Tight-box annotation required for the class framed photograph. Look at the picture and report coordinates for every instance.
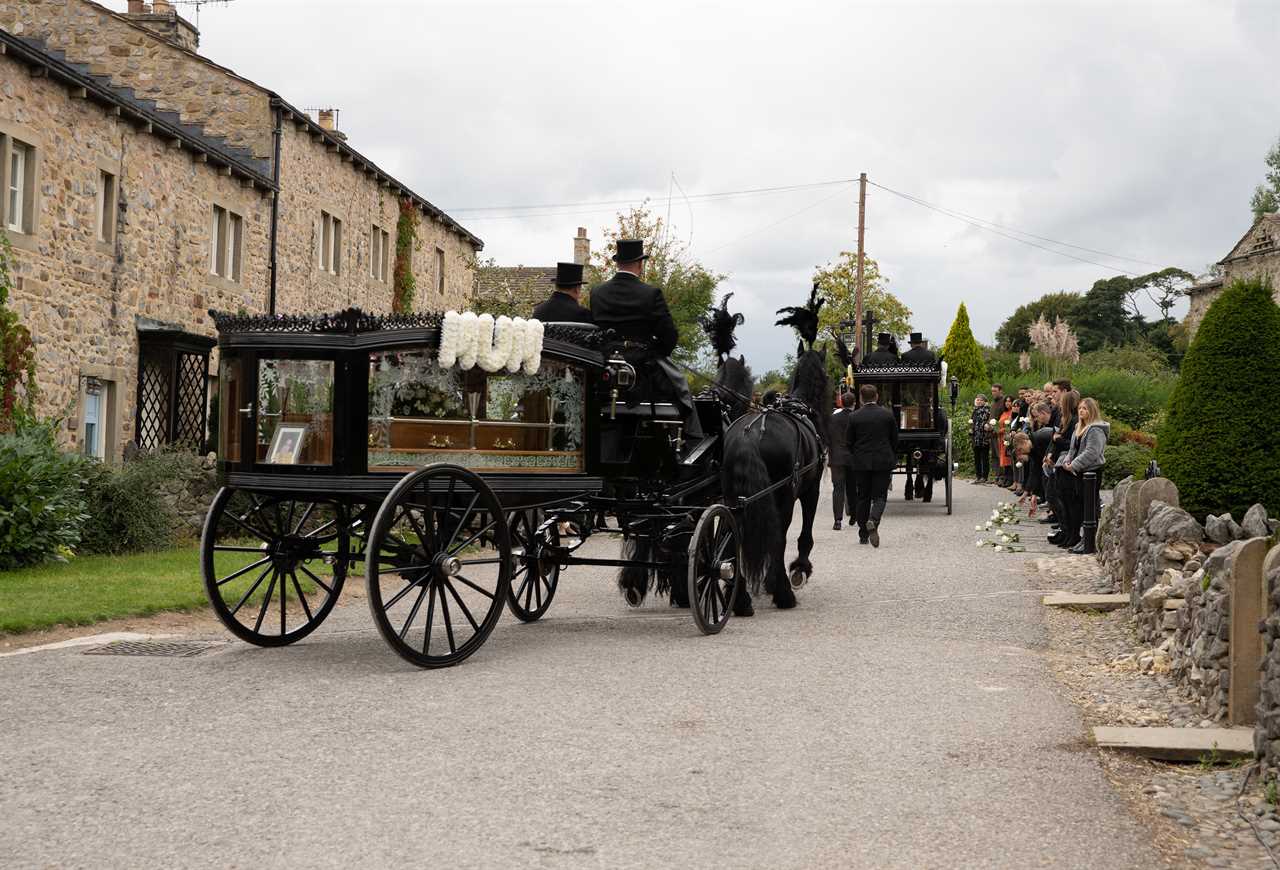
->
[266,425,307,465]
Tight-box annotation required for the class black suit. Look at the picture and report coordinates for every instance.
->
[901,346,937,367]
[847,402,899,536]
[532,291,593,324]
[861,349,900,366]
[588,272,678,355]
[827,408,857,522]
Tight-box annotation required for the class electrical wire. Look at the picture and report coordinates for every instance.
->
[701,183,854,255]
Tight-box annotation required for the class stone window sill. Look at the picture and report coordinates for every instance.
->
[205,272,243,294]
[5,229,38,253]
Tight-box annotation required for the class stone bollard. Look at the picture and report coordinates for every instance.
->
[1227,538,1268,726]
[1080,472,1101,555]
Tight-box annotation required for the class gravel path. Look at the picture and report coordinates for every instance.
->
[0,474,1163,868]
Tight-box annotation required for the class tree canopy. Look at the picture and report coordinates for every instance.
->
[994,291,1081,352]
[586,205,721,367]
[1251,132,1280,219]
[940,302,988,386]
[811,252,913,343]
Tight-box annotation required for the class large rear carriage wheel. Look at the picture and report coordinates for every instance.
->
[365,465,510,668]
[201,487,348,646]
[945,420,954,516]
[687,505,742,636]
[506,509,559,622]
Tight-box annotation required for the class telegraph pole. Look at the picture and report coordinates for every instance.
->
[854,172,867,363]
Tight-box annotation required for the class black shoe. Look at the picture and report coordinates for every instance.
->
[904,492,913,501]
[1059,537,1080,549]
[1047,533,1065,545]
[859,536,869,545]
[1068,543,1087,555]
[867,519,880,548]
[1038,516,1056,524]
[833,521,842,531]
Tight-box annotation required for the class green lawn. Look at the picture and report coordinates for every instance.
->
[0,546,211,634]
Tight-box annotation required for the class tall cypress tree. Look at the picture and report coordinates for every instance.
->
[1156,277,1280,517]
[941,302,988,386]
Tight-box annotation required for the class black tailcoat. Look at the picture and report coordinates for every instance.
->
[588,272,678,356]
[532,291,593,324]
[847,402,900,471]
[901,346,938,366]
[861,349,900,366]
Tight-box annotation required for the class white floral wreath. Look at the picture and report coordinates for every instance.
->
[437,311,544,374]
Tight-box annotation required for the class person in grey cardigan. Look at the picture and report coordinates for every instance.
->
[1055,397,1109,551]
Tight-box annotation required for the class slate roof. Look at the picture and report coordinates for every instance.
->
[474,266,558,298]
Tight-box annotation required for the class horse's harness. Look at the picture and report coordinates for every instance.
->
[743,396,828,496]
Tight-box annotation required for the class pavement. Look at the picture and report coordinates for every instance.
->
[0,476,1164,869]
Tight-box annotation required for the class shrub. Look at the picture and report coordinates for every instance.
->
[1073,368,1175,428]
[78,450,204,555]
[0,420,88,569]
[1103,442,1154,489]
[1157,277,1280,517]
[1079,343,1173,377]
[941,302,988,387]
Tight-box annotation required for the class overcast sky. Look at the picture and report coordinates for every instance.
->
[158,0,1279,371]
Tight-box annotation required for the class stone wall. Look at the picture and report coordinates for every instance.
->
[157,452,218,539]
[1,51,271,456]
[1095,476,1132,593]
[0,0,274,159]
[1129,500,1204,644]
[272,125,475,316]
[1256,548,1280,768]
[1170,541,1242,723]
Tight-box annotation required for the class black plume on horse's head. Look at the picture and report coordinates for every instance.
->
[835,335,853,368]
[700,293,745,361]
[775,284,825,349]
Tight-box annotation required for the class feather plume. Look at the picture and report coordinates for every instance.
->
[834,335,853,368]
[699,293,745,359]
[774,284,825,348]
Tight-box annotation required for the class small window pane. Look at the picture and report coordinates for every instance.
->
[332,218,342,275]
[370,225,379,278]
[382,230,391,282]
[218,355,242,463]
[7,143,26,233]
[98,170,115,242]
[435,247,445,295]
[83,390,101,458]
[321,213,332,272]
[257,358,334,466]
[211,205,226,275]
[228,212,242,282]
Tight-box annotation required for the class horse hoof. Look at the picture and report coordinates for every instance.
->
[733,603,755,618]
[774,597,797,610]
[789,569,808,590]
[624,588,643,607]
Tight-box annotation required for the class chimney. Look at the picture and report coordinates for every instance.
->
[127,1,148,13]
[152,0,172,12]
[573,227,590,266]
[125,0,200,51]
[317,109,335,131]
[316,109,348,141]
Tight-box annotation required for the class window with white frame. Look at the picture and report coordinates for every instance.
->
[81,377,114,460]
[210,204,243,282]
[6,139,31,234]
[435,246,445,294]
[320,211,342,275]
[97,169,116,244]
[370,225,390,282]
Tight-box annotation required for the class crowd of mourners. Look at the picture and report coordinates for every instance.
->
[969,380,1109,554]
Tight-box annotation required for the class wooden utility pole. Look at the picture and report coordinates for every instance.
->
[854,172,867,363]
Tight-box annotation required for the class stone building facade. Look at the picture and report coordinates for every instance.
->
[0,0,482,459]
[1186,214,1280,337]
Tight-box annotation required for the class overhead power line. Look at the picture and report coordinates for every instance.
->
[866,180,1175,275]
[445,178,859,214]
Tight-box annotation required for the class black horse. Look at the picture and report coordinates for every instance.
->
[722,288,829,612]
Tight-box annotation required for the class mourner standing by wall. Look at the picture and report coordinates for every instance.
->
[1047,389,1081,547]
[589,239,702,439]
[847,383,899,547]
[971,395,992,483]
[989,383,1006,487]
[828,391,858,530]
[532,262,593,324]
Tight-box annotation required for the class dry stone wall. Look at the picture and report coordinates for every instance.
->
[1171,541,1242,722]
[1130,500,1204,644]
[1256,547,1280,767]
[1096,476,1132,593]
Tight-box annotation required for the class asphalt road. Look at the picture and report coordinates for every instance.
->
[0,476,1162,869]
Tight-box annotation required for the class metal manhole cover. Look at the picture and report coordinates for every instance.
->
[83,640,222,658]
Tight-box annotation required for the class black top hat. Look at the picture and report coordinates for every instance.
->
[554,262,586,287]
[909,332,924,344]
[877,332,892,345]
[612,239,649,263]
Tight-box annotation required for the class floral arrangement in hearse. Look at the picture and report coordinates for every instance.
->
[437,311,544,374]
[974,501,1025,552]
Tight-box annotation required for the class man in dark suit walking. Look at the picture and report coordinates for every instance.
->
[589,239,701,438]
[827,391,858,530]
[847,383,899,547]
[532,262,593,323]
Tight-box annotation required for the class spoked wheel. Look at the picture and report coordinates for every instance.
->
[365,464,510,668]
[506,509,559,622]
[201,487,348,647]
[687,505,742,636]
[945,420,954,516]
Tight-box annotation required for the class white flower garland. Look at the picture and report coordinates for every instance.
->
[437,311,543,374]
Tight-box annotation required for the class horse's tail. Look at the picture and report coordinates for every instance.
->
[617,535,653,606]
[723,418,775,593]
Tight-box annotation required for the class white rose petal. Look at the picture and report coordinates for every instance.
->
[994,545,1003,552]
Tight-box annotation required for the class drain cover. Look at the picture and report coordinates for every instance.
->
[83,640,222,658]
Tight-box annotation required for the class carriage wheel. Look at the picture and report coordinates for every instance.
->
[687,505,742,636]
[945,419,954,515]
[505,510,559,623]
[201,487,348,647]
[365,465,510,668]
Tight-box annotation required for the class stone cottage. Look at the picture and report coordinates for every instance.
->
[0,0,482,459]
[1185,213,1280,337]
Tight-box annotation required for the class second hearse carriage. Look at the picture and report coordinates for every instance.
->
[201,308,758,668]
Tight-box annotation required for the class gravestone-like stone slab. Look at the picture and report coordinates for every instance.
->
[1042,593,1129,611]
[1093,726,1253,761]
[1228,537,1268,726]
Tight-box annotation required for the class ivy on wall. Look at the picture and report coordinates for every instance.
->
[393,197,418,314]
[0,232,37,432]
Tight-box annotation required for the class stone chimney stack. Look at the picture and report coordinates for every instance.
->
[125,0,201,51]
[317,109,335,131]
[128,0,147,13]
[573,227,590,266]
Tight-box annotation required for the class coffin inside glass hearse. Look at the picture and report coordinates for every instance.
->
[211,312,601,487]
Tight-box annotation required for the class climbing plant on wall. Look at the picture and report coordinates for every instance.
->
[393,198,418,313]
[0,231,37,432]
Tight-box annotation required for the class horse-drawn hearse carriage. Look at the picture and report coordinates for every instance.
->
[851,358,959,514]
[200,300,827,668]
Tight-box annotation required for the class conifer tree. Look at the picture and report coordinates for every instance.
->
[940,301,988,386]
[1156,277,1280,517]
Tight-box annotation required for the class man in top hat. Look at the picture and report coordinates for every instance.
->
[590,239,702,439]
[901,332,937,367]
[862,333,900,366]
[532,262,593,324]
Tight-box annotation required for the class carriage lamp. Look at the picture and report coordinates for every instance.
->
[605,352,635,420]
